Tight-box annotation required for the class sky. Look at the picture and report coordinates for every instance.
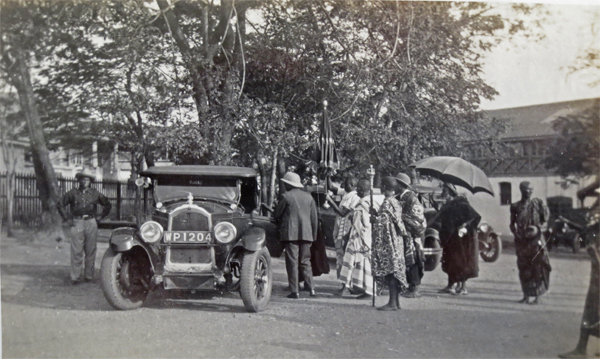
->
[476,1,600,110]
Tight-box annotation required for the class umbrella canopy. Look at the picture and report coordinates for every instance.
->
[409,156,494,196]
[317,101,339,173]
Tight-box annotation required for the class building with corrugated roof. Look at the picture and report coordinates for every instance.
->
[463,98,598,236]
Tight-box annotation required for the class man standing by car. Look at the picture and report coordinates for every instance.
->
[395,172,427,298]
[274,172,318,299]
[510,181,551,305]
[57,169,111,285]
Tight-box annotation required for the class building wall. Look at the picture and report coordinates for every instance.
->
[464,175,596,236]
[0,141,35,174]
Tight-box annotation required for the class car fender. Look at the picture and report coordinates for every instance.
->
[108,227,158,270]
[235,227,266,252]
[424,227,440,241]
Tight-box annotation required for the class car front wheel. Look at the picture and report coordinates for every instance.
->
[239,247,272,312]
[100,247,150,310]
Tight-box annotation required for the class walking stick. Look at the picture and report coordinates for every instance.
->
[366,165,376,307]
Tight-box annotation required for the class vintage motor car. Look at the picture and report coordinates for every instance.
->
[100,165,281,312]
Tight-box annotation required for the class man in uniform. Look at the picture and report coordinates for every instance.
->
[57,169,111,285]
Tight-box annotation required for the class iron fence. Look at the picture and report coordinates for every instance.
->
[0,171,137,228]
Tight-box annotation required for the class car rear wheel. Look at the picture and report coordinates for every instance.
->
[239,247,272,312]
[479,233,502,262]
[101,247,150,310]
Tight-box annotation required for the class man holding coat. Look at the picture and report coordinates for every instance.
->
[273,172,319,299]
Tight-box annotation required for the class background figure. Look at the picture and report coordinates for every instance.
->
[338,179,380,299]
[57,169,111,285]
[559,221,600,358]
[273,172,318,299]
[395,172,427,298]
[327,176,360,294]
[436,182,481,295]
[371,176,408,311]
[510,181,551,305]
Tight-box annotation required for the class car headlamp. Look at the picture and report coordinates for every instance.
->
[479,223,489,233]
[140,221,163,243]
[214,221,237,244]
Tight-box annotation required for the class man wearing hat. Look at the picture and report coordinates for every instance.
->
[395,172,427,298]
[57,169,112,285]
[510,181,551,305]
[273,172,318,298]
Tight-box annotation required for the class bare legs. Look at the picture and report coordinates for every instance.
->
[377,275,401,311]
[558,329,591,358]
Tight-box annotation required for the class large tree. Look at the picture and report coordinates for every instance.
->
[243,1,533,179]
[1,0,66,234]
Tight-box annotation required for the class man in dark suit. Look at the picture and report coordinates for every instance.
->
[273,172,318,299]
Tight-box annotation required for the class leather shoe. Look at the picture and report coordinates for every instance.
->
[309,289,316,297]
[287,292,300,299]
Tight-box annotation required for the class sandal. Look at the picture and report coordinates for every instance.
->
[438,287,456,294]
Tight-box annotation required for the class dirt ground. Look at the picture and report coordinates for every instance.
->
[1,229,599,358]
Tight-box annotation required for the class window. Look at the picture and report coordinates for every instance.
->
[500,182,512,206]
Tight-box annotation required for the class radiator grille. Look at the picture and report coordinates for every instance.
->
[171,211,209,231]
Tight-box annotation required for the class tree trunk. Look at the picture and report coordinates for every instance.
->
[268,150,278,208]
[9,50,63,238]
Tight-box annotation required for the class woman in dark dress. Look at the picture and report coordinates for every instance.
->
[436,183,481,295]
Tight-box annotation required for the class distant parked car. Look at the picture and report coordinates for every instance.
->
[100,165,279,312]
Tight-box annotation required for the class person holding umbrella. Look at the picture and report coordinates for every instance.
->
[371,176,408,310]
[436,182,481,295]
[394,172,427,298]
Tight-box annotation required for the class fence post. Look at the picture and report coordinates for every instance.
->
[116,182,122,221]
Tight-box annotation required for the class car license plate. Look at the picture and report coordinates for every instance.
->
[163,231,212,243]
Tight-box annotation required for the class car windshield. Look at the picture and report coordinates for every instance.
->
[153,177,240,203]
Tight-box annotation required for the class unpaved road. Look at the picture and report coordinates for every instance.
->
[1,230,598,358]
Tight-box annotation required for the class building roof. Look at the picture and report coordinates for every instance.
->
[484,97,598,140]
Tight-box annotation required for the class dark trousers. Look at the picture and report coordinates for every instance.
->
[284,241,313,293]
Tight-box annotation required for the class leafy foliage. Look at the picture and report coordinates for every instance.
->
[544,100,599,178]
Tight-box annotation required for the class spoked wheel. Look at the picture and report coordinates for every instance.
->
[101,247,150,310]
[239,247,272,312]
[479,233,502,262]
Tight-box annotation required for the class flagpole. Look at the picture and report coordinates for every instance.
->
[323,99,329,196]
[367,165,376,307]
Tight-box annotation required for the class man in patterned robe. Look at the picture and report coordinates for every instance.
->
[327,176,360,294]
[338,179,380,299]
[510,181,551,305]
[395,172,427,298]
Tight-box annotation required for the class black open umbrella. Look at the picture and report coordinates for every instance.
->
[410,156,494,196]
